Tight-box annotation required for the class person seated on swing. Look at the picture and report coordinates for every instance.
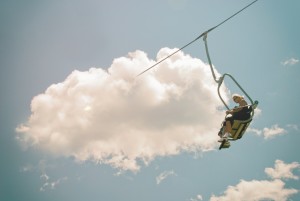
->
[218,94,252,142]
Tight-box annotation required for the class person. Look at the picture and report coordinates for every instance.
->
[218,94,252,142]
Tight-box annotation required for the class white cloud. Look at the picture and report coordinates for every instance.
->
[252,107,262,118]
[263,124,287,139]
[248,127,262,136]
[40,173,50,181]
[16,48,228,172]
[210,179,298,201]
[249,124,287,139]
[40,174,68,192]
[265,160,300,180]
[210,160,299,201]
[20,160,68,191]
[281,57,299,66]
[156,170,177,184]
[190,194,203,201]
[287,124,299,131]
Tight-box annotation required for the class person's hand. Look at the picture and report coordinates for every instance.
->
[226,110,231,115]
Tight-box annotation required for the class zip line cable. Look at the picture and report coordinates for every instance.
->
[136,0,258,77]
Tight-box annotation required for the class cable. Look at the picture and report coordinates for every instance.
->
[136,38,198,77]
[210,0,258,33]
[136,0,258,77]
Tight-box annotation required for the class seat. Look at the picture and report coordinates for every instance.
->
[230,118,252,140]
[228,105,254,140]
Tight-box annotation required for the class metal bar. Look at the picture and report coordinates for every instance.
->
[203,34,219,83]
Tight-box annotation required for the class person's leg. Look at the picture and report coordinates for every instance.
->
[218,121,226,137]
[225,120,232,133]
[218,116,233,142]
[222,118,234,140]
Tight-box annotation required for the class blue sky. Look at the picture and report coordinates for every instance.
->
[1,0,300,200]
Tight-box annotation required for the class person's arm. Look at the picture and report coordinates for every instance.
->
[226,100,248,114]
[226,107,242,114]
[239,100,248,107]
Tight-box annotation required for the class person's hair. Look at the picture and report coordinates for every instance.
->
[232,93,244,100]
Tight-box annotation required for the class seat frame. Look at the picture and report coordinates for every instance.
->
[229,118,252,140]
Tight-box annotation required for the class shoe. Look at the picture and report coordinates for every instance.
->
[218,137,227,143]
[223,132,230,140]
[223,141,231,148]
[218,127,224,137]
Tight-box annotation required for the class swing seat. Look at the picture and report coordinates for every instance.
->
[229,118,252,140]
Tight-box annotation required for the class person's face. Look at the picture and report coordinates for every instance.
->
[233,96,240,103]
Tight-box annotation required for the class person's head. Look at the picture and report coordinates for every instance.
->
[232,94,244,103]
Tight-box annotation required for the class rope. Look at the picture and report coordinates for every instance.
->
[136,0,258,77]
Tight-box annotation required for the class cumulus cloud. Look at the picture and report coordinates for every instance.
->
[265,160,300,180]
[281,57,299,66]
[210,179,298,201]
[190,194,203,201]
[156,170,177,184]
[210,160,299,201]
[263,124,287,139]
[249,124,287,139]
[16,48,228,172]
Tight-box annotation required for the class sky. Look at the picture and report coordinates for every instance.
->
[1,0,300,200]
